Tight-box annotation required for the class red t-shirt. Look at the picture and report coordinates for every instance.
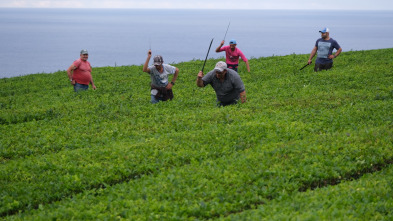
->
[219,46,248,65]
[72,59,92,85]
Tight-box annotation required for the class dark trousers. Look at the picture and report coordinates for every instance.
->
[217,99,238,107]
[227,64,239,72]
[74,82,89,92]
[314,62,333,72]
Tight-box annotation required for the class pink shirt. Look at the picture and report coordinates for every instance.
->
[72,59,92,85]
[219,46,248,65]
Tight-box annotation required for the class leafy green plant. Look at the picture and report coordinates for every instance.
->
[1,48,393,220]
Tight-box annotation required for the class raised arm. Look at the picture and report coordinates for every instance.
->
[215,40,225,52]
[143,50,152,73]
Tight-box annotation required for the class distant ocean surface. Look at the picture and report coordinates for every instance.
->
[0,9,392,78]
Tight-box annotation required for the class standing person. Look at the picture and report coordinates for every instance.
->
[197,61,246,106]
[66,49,96,92]
[308,27,342,72]
[143,50,179,104]
[215,39,250,73]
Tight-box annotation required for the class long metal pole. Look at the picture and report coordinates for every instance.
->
[223,21,231,41]
[201,38,214,72]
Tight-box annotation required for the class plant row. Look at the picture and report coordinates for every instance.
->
[4,123,393,220]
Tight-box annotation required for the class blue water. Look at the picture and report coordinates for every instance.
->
[0,9,392,78]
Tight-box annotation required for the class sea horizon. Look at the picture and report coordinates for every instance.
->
[1,8,392,78]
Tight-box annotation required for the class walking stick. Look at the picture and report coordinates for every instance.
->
[201,38,214,72]
[300,63,311,70]
[223,21,230,41]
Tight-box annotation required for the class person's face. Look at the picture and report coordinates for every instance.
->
[80,53,88,61]
[154,64,163,71]
[321,32,329,39]
[215,69,227,79]
[230,44,237,50]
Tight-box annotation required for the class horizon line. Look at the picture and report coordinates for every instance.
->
[1,7,393,11]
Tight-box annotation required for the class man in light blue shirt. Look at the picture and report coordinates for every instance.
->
[308,27,342,72]
[143,50,179,104]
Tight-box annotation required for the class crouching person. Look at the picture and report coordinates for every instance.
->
[197,61,246,106]
[143,50,179,104]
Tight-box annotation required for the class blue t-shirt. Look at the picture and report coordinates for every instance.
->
[315,38,341,64]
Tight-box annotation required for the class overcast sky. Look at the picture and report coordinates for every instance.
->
[1,0,393,10]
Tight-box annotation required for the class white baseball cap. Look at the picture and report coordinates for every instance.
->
[214,61,227,72]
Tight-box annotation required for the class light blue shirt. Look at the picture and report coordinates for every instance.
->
[148,64,176,87]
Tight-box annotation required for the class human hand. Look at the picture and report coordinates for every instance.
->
[197,71,204,78]
[165,83,173,90]
[148,50,152,56]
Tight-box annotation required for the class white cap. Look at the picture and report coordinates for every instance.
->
[214,61,227,72]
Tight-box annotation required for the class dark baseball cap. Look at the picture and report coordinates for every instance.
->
[153,55,163,65]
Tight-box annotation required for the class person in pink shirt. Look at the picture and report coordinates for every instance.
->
[215,39,250,73]
[67,49,96,92]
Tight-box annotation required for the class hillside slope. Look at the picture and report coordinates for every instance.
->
[1,48,393,220]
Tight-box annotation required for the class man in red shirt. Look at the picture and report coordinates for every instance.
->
[67,49,96,92]
[215,39,250,73]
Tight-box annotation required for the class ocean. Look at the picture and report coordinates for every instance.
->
[0,9,392,78]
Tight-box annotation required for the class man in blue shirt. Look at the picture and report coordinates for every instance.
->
[308,27,342,72]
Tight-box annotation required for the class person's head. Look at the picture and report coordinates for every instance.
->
[214,61,227,79]
[319,27,330,39]
[229,39,237,50]
[80,49,89,61]
[153,55,164,69]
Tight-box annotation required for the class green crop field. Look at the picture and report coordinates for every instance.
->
[1,48,393,220]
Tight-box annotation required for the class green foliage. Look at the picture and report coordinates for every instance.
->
[1,48,393,220]
[222,164,393,220]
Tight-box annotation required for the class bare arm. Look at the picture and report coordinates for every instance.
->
[143,50,152,73]
[245,60,250,72]
[166,67,179,90]
[308,46,318,64]
[240,90,246,103]
[215,40,224,52]
[172,67,179,83]
[196,71,205,87]
[238,50,250,72]
[329,47,342,59]
[90,66,96,90]
[66,64,77,85]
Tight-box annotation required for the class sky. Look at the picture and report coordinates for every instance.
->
[1,0,393,10]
